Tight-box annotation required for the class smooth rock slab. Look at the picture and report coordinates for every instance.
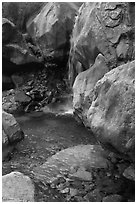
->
[33,145,110,183]
[2,171,35,202]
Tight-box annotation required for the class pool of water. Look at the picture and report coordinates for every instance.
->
[2,111,135,202]
[2,112,97,170]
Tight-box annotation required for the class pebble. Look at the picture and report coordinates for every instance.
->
[69,188,78,197]
[123,165,135,181]
[60,187,69,194]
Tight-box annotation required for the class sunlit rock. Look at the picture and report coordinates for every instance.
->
[2,171,34,202]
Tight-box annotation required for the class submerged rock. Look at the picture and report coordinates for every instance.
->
[33,144,110,183]
[2,171,34,202]
[69,2,135,85]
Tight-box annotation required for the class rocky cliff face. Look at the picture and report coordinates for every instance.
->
[69,2,135,85]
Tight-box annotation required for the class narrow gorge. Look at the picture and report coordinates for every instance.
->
[2,2,135,202]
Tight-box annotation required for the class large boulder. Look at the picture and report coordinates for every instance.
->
[73,54,109,124]
[2,171,35,202]
[27,2,82,64]
[87,61,135,161]
[69,2,135,85]
[2,18,38,65]
[2,110,24,160]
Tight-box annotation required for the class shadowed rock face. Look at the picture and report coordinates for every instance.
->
[2,18,38,65]
[69,2,135,85]
[27,2,82,65]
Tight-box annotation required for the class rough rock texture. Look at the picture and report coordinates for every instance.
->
[2,18,38,65]
[69,2,135,85]
[73,60,135,161]
[32,145,131,201]
[33,145,110,183]
[27,2,81,64]
[73,54,109,124]
[2,171,34,202]
[2,110,24,160]
[2,110,24,144]
[87,61,135,160]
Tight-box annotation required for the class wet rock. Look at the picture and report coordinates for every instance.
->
[69,188,78,197]
[14,91,31,104]
[73,54,109,125]
[97,177,123,194]
[123,165,135,181]
[27,2,81,63]
[87,61,135,160]
[84,189,102,202]
[2,92,19,114]
[2,171,35,202]
[33,145,110,184]
[70,166,92,181]
[102,194,122,202]
[69,2,135,85]
[60,188,69,194]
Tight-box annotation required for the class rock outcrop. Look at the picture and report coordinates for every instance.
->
[27,2,81,65]
[73,61,135,161]
[69,2,135,85]
[2,110,24,160]
[73,54,109,124]
[2,171,34,202]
